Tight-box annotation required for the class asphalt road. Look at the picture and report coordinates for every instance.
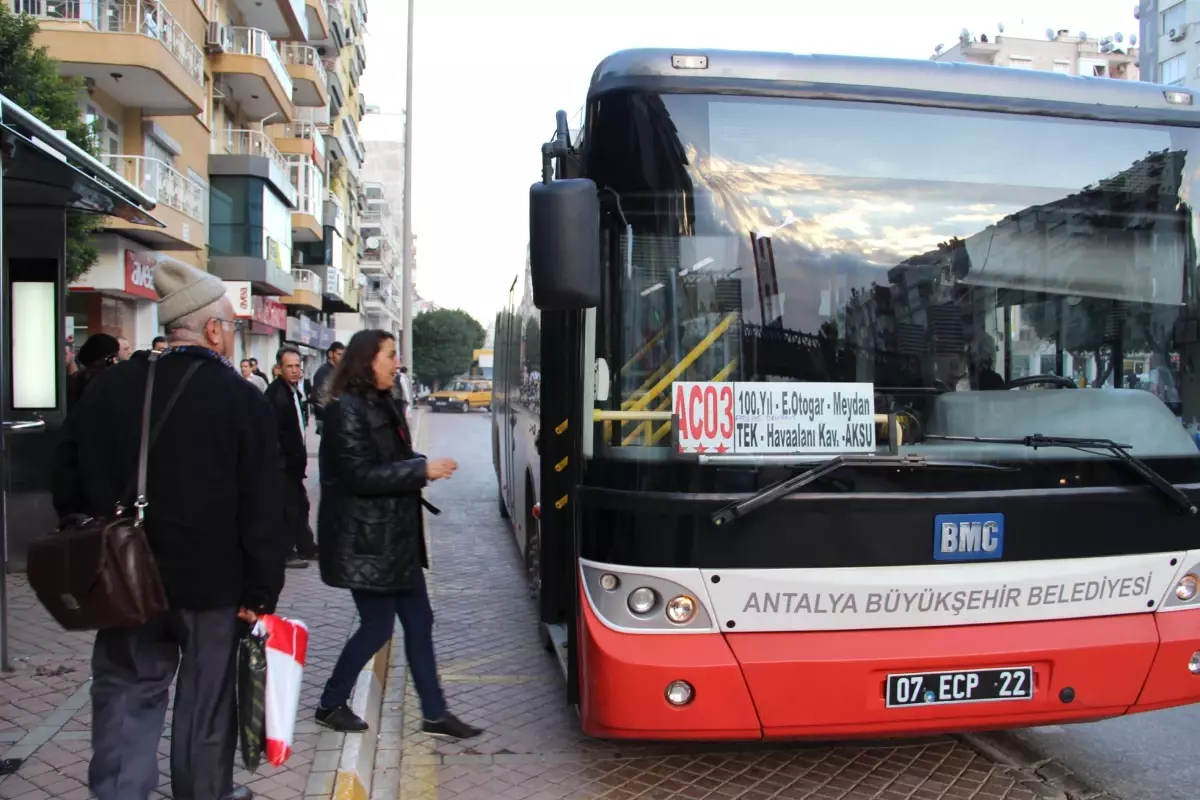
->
[1009,706,1200,800]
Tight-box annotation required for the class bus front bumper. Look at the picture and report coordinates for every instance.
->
[577,592,1200,740]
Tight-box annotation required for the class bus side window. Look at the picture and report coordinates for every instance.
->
[521,311,542,414]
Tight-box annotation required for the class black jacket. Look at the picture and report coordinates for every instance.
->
[318,391,429,593]
[311,361,335,420]
[265,377,308,476]
[52,349,289,614]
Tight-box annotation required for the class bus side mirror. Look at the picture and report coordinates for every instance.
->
[529,179,600,310]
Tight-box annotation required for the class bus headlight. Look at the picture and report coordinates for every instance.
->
[665,680,694,706]
[628,587,657,614]
[1190,651,1200,674]
[1177,574,1198,601]
[665,595,697,624]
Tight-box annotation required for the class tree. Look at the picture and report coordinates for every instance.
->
[0,6,102,283]
[412,308,486,388]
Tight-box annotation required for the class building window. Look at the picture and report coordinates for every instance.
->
[1053,60,1072,75]
[1161,53,1187,85]
[1163,2,1187,36]
[81,102,121,155]
[1008,56,1034,70]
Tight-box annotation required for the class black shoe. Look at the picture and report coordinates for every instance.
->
[315,704,368,732]
[221,788,253,800]
[421,712,483,740]
[285,556,309,569]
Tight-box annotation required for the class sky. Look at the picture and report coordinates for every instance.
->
[359,0,1140,325]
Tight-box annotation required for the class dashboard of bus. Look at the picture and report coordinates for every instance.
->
[579,89,1200,477]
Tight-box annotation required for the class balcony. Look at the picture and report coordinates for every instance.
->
[278,43,328,108]
[13,0,205,115]
[210,129,296,211]
[303,0,328,41]
[210,26,294,122]
[362,288,400,320]
[323,57,345,117]
[273,120,326,170]
[281,267,323,311]
[285,154,324,243]
[98,154,206,250]
[225,0,306,42]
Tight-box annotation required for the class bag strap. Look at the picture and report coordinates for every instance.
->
[123,354,203,524]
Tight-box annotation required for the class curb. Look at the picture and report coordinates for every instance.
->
[327,408,426,800]
[958,731,1121,800]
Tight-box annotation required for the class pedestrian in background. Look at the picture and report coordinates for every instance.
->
[249,357,269,385]
[314,329,481,740]
[241,358,268,392]
[152,335,168,353]
[66,333,120,411]
[266,346,319,568]
[311,341,344,436]
[117,336,133,362]
[52,259,288,800]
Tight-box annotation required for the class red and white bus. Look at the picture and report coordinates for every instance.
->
[493,47,1200,741]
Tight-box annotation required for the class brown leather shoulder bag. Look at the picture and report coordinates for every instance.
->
[28,352,202,631]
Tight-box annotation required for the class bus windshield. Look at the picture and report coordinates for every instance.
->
[588,91,1200,462]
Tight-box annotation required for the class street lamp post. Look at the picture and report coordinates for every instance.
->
[401,0,414,370]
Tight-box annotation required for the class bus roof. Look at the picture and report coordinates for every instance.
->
[588,48,1200,124]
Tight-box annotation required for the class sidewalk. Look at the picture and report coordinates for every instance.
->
[0,419,365,800]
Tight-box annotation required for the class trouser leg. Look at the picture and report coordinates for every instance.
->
[89,615,179,800]
[287,473,317,556]
[320,591,396,709]
[395,572,447,721]
[169,608,240,800]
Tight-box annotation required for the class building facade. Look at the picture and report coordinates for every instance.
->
[932,27,1140,79]
[15,0,370,375]
[1138,1,1196,87]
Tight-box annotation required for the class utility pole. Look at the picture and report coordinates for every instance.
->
[401,0,414,370]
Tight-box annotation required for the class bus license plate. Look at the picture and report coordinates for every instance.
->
[885,667,1033,708]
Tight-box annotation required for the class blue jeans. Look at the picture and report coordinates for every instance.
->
[320,572,447,721]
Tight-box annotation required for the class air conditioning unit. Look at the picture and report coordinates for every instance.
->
[205,21,228,53]
[1170,26,1187,42]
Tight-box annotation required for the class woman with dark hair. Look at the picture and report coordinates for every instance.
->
[315,329,482,739]
[67,333,121,410]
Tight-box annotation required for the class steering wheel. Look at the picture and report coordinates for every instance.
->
[1007,374,1078,390]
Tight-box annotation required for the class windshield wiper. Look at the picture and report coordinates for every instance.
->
[925,434,1198,515]
[711,454,1018,527]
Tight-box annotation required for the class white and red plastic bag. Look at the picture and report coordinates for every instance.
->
[250,614,309,767]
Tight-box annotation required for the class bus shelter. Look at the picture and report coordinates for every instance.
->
[0,93,161,673]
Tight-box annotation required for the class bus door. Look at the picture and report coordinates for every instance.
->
[501,279,519,514]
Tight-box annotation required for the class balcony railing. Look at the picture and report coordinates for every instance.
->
[363,289,398,312]
[224,26,293,100]
[99,154,206,222]
[223,129,290,177]
[10,0,204,85]
[278,43,327,94]
[291,268,323,296]
[278,121,327,160]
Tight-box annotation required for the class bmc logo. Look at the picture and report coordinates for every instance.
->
[933,514,1005,561]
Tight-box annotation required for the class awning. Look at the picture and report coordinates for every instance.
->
[1,96,163,227]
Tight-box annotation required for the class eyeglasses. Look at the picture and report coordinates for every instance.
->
[210,317,248,332]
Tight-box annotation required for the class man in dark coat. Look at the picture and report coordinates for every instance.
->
[53,258,289,800]
[310,341,344,435]
[265,345,318,567]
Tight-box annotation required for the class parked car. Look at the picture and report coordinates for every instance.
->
[428,378,492,412]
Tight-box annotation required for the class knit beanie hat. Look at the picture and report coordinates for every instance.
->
[154,257,228,326]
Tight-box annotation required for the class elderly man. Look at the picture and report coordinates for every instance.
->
[53,259,289,800]
[266,345,319,567]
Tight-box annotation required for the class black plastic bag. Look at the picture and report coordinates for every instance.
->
[237,628,268,771]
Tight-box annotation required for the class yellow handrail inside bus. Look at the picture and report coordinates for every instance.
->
[621,328,665,374]
[621,362,668,410]
[628,312,737,413]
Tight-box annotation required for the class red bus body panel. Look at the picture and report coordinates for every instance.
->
[577,586,1200,740]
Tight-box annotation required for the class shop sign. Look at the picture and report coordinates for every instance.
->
[225,281,253,318]
[286,315,318,346]
[124,250,157,300]
[252,296,287,330]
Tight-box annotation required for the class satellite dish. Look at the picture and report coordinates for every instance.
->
[998,22,1005,33]
[1130,33,1138,46]
[934,43,944,54]
[1079,30,1088,41]
[1115,32,1124,43]
[960,27,971,41]
[1046,27,1056,40]
[366,236,380,249]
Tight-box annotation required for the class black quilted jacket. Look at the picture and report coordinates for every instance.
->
[317,390,429,592]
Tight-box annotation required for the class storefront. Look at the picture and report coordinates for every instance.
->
[285,314,335,378]
[66,236,164,353]
[227,280,286,372]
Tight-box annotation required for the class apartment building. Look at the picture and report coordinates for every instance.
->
[15,0,369,373]
[932,27,1140,80]
[356,180,401,341]
[1138,1,1198,87]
